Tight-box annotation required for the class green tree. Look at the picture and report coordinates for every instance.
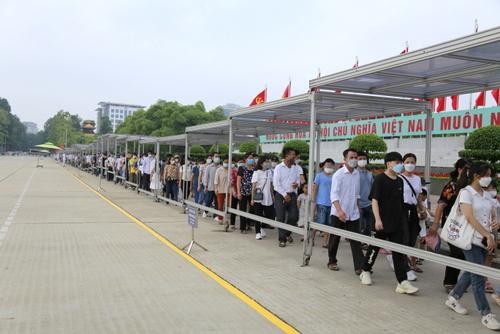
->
[349,134,387,160]
[209,143,229,156]
[115,100,226,136]
[98,115,113,134]
[239,140,260,154]
[459,126,500,169]
[44,110,83,147]
[189,144,206,160]
[283,140,309,157]
[0,97,27,151]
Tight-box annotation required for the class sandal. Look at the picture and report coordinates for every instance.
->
[327,263,339,271]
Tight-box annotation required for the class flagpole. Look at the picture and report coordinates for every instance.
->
[469,20,478,113]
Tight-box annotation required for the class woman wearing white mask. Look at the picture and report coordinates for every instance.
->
[400,153,427,276]
[251,158,274,240]
[445,162,500,330]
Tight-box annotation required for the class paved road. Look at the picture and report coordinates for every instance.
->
[0,156,498,333]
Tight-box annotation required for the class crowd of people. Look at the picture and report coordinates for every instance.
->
[68,147,500,330]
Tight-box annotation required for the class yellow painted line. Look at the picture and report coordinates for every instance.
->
[70,172,300,334]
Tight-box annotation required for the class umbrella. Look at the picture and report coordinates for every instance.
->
[35,142,63,150]
[30,148,51,154]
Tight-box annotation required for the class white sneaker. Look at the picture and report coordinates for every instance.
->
[260,229,266,238]
[406,270,417,282]
[445,296,468,315]
[482,313,500,330]
[213,216,219,222]
[396,280,419,295]
[386,254,394,271]
[360,271,372,285]
[256,233,262,240]
[202,212,207,218]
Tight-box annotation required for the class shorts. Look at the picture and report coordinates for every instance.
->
[316,204,331,225]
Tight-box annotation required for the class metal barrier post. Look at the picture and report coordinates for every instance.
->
[303,92,317,266]
[225,118,234,232]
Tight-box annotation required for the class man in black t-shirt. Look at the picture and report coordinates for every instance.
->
[359,152,419,295]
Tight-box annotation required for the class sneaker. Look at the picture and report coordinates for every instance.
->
[287,236,294,244]
[406,270,417,282]
[395,280,419,295]
[256,233,262,240]
[482,313,500,330]
[445,296,468,315]
[202,212,207,218]
[260,229,266,238]
[279,241,286,247]
[386,254,394,271]
[360,271,372,285]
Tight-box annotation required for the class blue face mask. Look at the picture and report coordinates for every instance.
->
[392,163,404,174]
[247,159,254,165]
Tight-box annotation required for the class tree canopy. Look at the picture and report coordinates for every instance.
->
[349,134,387,160]
[115,100,226,136]
[459,126,500,166]
[98,115,113,135]
[0,97,27,151]
[43,110,95,147]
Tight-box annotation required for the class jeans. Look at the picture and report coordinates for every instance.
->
[204,190,216,210]
[359,206,374,236]
[165,180,178,201]
[444,244,466,286]
[253,202,274,234]
[141,173,151,191]
[274,193,298,242]
[195,184,205,204]
[362,228,408,283]
[230,195,239,226]
[451,245,491,316]
[316,204,331,225]
[328,216,364,271]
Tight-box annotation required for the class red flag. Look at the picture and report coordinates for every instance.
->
[436,97,446,112]
[281,81,291,99]
[400,42,409,55]
[491,89,500,106]
[474,91,485,108]
[249,88,267,106]
[451,95,459,110]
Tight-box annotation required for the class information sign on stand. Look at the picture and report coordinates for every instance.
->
[182,206,207,254]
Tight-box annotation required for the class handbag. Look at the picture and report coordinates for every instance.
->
[253,171,268,201]
[440,189,475,250]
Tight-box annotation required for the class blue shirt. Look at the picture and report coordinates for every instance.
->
[314,172,333,206]
[358,168,373,208]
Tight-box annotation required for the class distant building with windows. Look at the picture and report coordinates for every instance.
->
[96,102,145,133]
[22,122,38,134]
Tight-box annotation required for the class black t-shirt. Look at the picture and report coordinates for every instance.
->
[437,180,458,227]
[370,173,405,233]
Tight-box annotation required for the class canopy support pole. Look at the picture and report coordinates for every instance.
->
[225,118,234,232]
[315,124,321,172]
[302,92,317,266]
[155,141,160,202]
[424,103,433,197]
[184,134,190,208]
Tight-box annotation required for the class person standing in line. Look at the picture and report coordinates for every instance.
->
[237,154,255,233]
[359,152,419,295]
[294,155,306,186]
[428,158,470,292]
[203,153,220,218]
[251,158,274,240]
[357,152,374,243]
[191,160,201,204]
[180,158,193,201]
[197,157,209,206]
[444,162,500,331]
[141,151,152,191]
[129,153,138,189]
[327,149,364,274]
[163,157,179,201]
[214,159,230,224]
[400,153,427,275]
[273,148,301,247]
[227,159,244,231]
[311,158,335,248]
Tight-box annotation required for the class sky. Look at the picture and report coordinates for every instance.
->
[1,0,500,130]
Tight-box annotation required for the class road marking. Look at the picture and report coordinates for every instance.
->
[0,169,36,247]
[70,172,300,334]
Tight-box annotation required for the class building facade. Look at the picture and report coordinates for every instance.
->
[96,102,145,133]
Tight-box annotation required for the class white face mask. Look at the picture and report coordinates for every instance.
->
[324,167,334,174]
[206,158,212,164]
[404,163,416,172]
[214,157,220,164]
[271,162,277,168]
[347,159,358,168]
[487,190,498,198]
[222,162,228,168]
[237,163,244,167]
[357,159,367,168]
[479,177,492,188]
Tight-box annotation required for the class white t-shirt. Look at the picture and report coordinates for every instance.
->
[459,185,494,232]
[401,174,422,205]
[251,170,273,206]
